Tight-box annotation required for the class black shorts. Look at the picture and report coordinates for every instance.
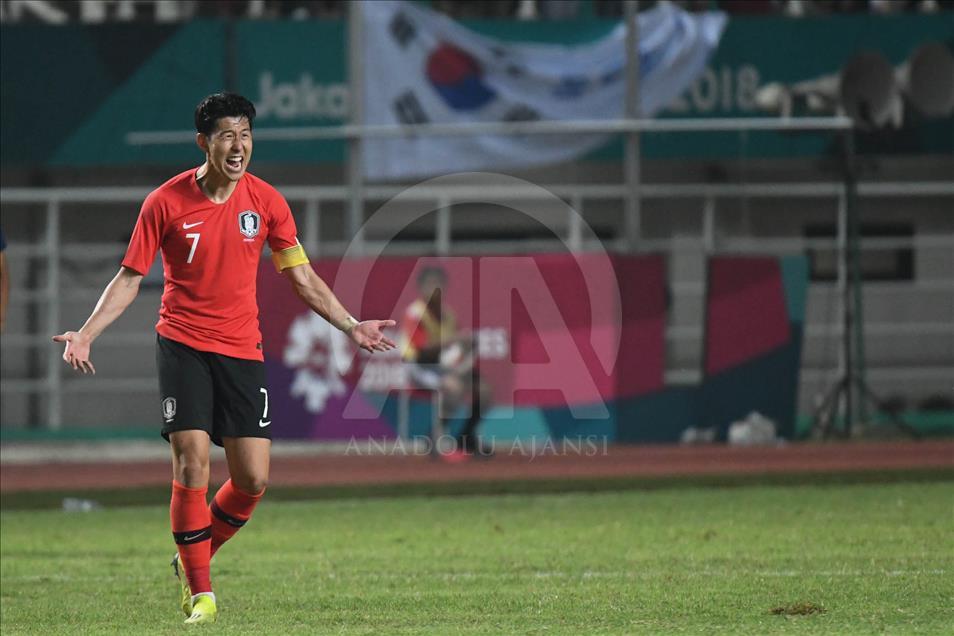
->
[156,335,271,447]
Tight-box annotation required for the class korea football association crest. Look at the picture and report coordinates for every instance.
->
[162,397,176,422]
[238,210,261,238]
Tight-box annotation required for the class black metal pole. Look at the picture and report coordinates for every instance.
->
[842,126,858,437]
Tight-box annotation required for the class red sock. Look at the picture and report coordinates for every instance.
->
[170,481,212,594]
[210,479,264,557]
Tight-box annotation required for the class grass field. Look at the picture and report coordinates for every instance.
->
[2,481,952,635]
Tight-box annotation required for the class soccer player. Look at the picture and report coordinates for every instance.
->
[400,266,493,460]
[52,93,396,625]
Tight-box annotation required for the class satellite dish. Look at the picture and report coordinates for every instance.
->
[898,42,954,117]
[754,82,792,117]
[839,51,898,128]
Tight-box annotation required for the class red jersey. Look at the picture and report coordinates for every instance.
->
[122,168,300,361]
[400,299,457,363]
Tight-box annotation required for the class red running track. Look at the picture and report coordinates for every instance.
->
[2,441,952,493]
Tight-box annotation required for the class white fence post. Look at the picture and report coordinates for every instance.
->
[702,196,716,255]
[303,198,320,256]
[436,196,451,256]
[568,193,583,253]
[45,199,62,430]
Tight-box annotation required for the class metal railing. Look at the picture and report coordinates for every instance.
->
[2,179,952,428]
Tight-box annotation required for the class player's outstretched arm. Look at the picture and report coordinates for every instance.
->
[281,263,397,353]
[52,266,143,374]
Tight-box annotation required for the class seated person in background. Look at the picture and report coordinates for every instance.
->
[400,266,493,458]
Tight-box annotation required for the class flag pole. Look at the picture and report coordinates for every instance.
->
[623,0,642,253]
[347,0,366,255]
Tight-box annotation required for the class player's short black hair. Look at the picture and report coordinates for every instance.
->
[194,93,256,136]
[417,265,447,287]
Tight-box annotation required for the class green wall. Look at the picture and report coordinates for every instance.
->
[2,12,951,167]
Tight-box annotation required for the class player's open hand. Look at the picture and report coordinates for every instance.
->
[350,320,397,354]
[52,331,96,374]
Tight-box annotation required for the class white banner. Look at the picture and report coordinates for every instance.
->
[361,1,727,180]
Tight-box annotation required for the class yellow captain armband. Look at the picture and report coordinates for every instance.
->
[271,242,310,272]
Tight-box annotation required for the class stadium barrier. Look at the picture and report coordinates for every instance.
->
[1,180,952,433]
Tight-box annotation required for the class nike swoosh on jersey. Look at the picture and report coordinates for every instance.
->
[259,420,271,428]
[183,221,205,229]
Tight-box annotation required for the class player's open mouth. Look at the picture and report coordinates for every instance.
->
[226,156,243,171]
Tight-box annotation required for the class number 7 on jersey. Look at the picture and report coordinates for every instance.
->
[186,233,200,263]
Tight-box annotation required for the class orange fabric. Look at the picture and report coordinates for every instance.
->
[400,298,457,362]
[210,479,264,557]
[170,481,212,594]
[122,169,301,361]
